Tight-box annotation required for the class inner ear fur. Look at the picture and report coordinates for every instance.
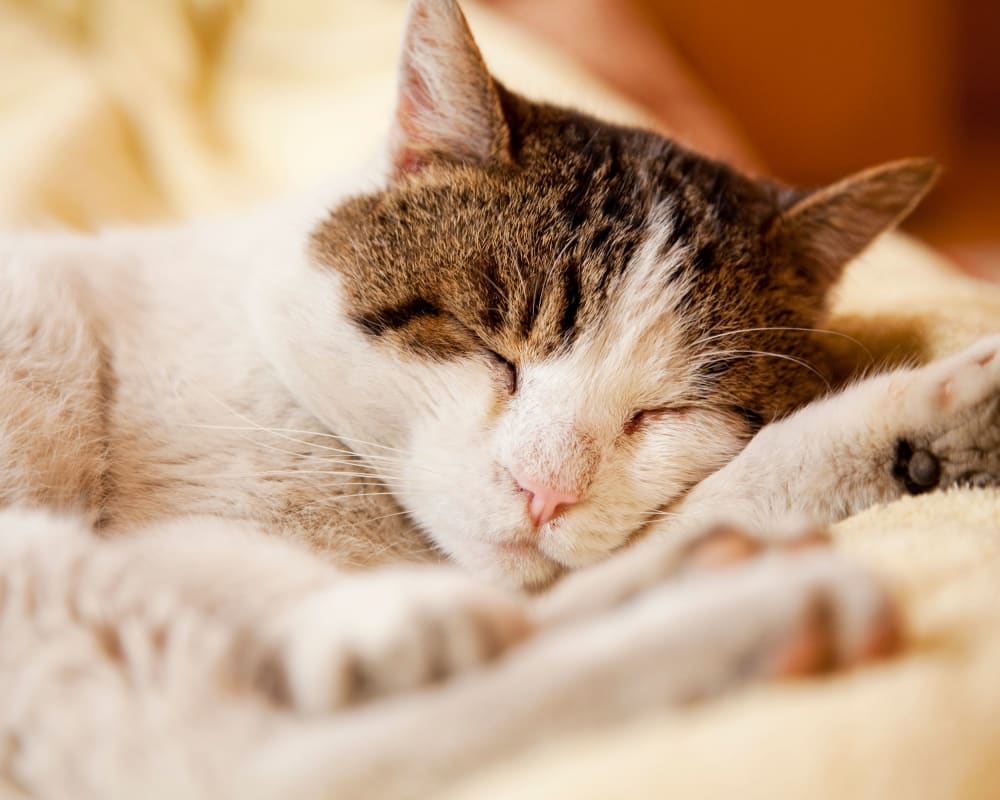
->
[389,0,512,178]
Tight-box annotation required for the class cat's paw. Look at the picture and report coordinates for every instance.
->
[256,568,532,713]
[609,544,902,703]
[676,523,831,571]
[535,522,827,626]
[894,335,1000,494]
[902,335,1000,420]
[752,550,902,677]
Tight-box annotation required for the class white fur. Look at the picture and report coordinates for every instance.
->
[0,0,991,795]
[3,164,995,797]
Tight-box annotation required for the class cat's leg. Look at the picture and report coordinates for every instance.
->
[1,509,532,797]
[540,335,1000,622]
[262,542,896,800]
[0,260,107,513]
[1,510,896,800]
[676,334,1000,529]
[44,514,532,714]
[245,561,531,713]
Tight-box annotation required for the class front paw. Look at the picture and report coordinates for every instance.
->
[894,336,1000,493]
[641,544,902,698]
[535,523,825,626]
[254,568,532,713]
[533,538,901,714]
[751,549,901,677]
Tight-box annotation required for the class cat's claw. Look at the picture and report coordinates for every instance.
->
[256,568,532,714]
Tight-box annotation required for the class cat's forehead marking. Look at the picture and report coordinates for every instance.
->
[308,96,807,422]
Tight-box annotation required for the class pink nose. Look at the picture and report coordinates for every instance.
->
[515,474,581,528]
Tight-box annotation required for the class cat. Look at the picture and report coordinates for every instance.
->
[3,0,1000,797]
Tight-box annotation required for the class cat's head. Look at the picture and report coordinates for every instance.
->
[278,0,936,588]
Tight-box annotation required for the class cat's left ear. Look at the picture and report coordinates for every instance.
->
[388,0,512,179]
[769,158,940,285]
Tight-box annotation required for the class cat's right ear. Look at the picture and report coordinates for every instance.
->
[768,158,939,286]
[388,0,512,179]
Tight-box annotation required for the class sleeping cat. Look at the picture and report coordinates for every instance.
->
[4,0,1000,797]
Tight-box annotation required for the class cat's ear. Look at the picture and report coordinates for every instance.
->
[388,0,512,178]
[769,158,939,284]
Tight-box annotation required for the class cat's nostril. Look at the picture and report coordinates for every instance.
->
[514,473,581,528]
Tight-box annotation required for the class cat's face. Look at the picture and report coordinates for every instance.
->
[279,0,934,589]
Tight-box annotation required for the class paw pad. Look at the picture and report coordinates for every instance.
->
[893,440,941,494]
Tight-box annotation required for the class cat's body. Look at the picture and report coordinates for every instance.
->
[1,181,434,567]
[4,1,1000,798]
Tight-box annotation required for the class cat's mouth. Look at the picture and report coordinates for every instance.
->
[492,494,693,590]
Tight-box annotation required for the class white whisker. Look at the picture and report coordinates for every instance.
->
[178,422,446,480]
[697,348,832,391]
[693,325,874,364]
[176,470,406,485]
[348,510,418,528]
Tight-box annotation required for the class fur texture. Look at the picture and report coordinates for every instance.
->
[0,1,996,798]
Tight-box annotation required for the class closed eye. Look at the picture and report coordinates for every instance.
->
[732,405,765,434]
[623,406,691,436]
[487,350,518,395]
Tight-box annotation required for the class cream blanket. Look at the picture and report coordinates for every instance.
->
[3,2,999,798]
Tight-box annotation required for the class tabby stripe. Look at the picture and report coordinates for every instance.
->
[354,297,441,336]
[691,243,717,273]
[519,271,545,339]
[661,204,695,260]
[478,257,507,333]
[559,260,582,341]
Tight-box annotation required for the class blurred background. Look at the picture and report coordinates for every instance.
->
[2,0,997,277]
[484,0,1000,280]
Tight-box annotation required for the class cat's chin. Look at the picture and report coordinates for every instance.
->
[493,541,564,592]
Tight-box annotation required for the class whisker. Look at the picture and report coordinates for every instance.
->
[273,454,412,477]
[293,491,426,502]
[353,536,446,564]
[620,508,685,520]
[476,265,508,308]
[179,422,445,479]
[312,491,435,502]
[298,429,410,457]
[180,423,404,464]
[256,469,415,483]
[692,326,874,364]
[191,391,411,457]
[696,348,832,391]
[175,427,423,483]
[348,509,418,528]
[175,470,409,485]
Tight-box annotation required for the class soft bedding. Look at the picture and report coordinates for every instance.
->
[3,2,999,797]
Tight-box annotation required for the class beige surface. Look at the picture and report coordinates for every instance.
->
[3,2,1000,798]
[0,0,646,228]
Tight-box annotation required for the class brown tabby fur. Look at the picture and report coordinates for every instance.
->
[313,88,935,425]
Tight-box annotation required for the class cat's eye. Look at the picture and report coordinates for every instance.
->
[733,406,765,433]
[623,406,689,435]
[487,351,518,395]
